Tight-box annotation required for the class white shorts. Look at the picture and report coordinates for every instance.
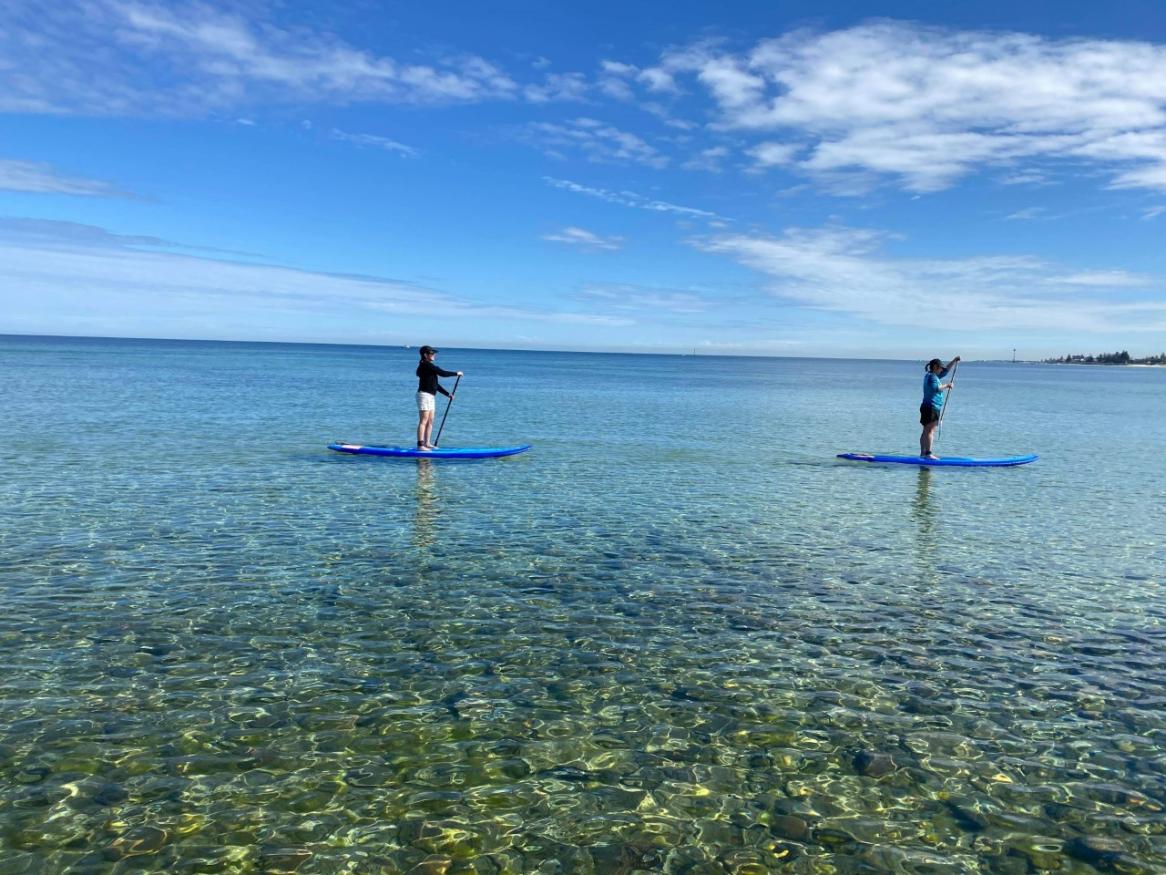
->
[417,391,436,412]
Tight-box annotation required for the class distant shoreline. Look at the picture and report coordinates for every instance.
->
[1043,351,1166,366]
[1045,361,1166,367]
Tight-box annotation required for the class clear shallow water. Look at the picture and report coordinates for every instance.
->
[1,335,1164,874]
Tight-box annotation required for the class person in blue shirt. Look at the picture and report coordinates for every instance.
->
[920,356,960,459]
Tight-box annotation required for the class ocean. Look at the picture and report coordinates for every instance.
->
[1,334,1163,873]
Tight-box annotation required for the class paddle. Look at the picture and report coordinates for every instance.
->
[936,361,958,443]
[432,375,461,448]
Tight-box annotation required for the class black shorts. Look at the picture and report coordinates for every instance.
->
[919,403,940,425]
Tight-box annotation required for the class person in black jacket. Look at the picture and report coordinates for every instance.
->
[415,345,462,450]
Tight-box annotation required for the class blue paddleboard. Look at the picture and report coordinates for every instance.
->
[329,442,531,459]
[837,452,1037,467]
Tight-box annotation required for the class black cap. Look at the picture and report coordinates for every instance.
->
[419,345,438,356]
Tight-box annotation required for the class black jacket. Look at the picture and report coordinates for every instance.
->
[416,360,457,396]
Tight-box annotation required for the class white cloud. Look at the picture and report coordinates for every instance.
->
[524,72,589,103]
[0,159,118,196]
[1058,270,1151,287]
[0,218,634,334]
[596,77,635,101]
[596,60,637,101]
[330,128,418,157]
[1144,205,1166,220]
[1000,169,1053,186]
[641,102,697,131]
[525,118,667,167]
[683,146,729,172]
[748,142,799,169]
[695,55,765,111]
[1005,207,1046,221]
[580,283,709,313]
[637,67,679,94]
[1111,160,1166,191]
[0,218,171,248]
[0,0,522,115]
[636,22,1166,192]
[600,60,637,77]
[695,226,1166,333]
[541,226,623,251]
[543,176,721,219]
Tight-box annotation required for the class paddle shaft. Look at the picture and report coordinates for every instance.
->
[936,361,958,441]
[432,375,460,447]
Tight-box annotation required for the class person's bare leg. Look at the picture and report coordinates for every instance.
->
[418,410,433,449]
[423,410,436,448]
[921,422,938,458]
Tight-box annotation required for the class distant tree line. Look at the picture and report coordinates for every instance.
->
[1044,351,1166,365]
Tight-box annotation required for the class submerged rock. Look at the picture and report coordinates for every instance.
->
[406,855,452,875]
[589,842,665,872]
[539,765,594,782]
[1007,835,1064,871]
[259,847,313,873]
[853,750,896,778]
[947,800,990,831]
[108,825,168,859]
[13,764,50,785]
[812,826,860,850]
[770,814,811,841]
[90,782,129,807]
[1065,835,1141,871]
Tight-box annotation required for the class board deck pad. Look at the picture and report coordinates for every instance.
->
[329,442,531,459]
[837,452,1037,467]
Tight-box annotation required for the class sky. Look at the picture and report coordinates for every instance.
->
[1,0,1165,359]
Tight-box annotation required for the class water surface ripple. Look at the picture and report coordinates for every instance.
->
[1,337,1164,873]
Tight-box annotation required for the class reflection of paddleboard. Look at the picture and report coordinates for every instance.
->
[837,452,1037,467]
[328,442,531,459]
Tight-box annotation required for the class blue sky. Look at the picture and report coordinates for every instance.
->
[2,0,1165,358]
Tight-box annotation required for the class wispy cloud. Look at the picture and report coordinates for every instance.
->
[1058,270,1151,287]
[541,226,623,251]
[597,60,637,100]
[631,22,1166,192]
[330,128,418,157]
[0,218,633,336]
[0,159,119,196]
[543,176,721,219]
[683,146,730,172]
[524,118,667,168]
[638,67,680,95]
[0,0,521,116]
[0,218,170,248]
[695,226,1166,332]
[593,57,682,95]
[747,142,799,170]
[1004,207,1046,221]
[524,72,589,103]
[580,283,710,313]
[1000,170,1054,187]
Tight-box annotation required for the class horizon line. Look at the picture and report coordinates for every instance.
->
[0,332,961,363]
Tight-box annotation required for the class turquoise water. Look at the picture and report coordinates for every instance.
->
[1,335,1164,874]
